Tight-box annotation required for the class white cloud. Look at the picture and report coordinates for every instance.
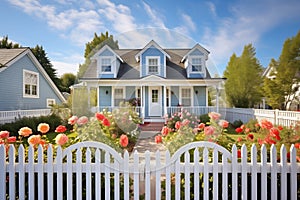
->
[206,2,217,17]
[142,1,167,29]
[52,60,79,77]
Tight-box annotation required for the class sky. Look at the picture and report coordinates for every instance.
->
[1,0,300,77]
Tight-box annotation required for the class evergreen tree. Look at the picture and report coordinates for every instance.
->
[224,44,263,108]
[77,31,119,78]
[0,35,20,48]
[263,31,300,110]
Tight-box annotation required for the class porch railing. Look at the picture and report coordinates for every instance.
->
[0,109,51,124]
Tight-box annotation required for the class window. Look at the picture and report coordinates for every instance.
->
[101,58,112,72]
[152,89,158,103]
[114,88,124,106]
[147,57,159,74]
[181,88,191,106]
[23,70,39,97]
[191,57,202,72]
[47,99,56,108]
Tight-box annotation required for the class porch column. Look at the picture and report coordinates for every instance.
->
[216,86,219,113]
[87,86,91,110]
[163,85,167,116]
[141,85,144,119]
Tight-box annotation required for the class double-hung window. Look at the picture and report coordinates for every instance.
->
[191,57,202,72]
[23,70,39,97]
[101,58,112,72]
[114,88,124,106]
[147,57,159,75]
[181,88,191,106]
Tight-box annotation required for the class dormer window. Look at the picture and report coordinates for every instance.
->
[191,57,202,72]
[147,56,160,75]
[101,57,112,72]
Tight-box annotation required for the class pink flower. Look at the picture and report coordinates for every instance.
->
[68,116,78,125]
[37,123,50,134]
[219,120,229,128]
[95,112,105,121]
[55,134,68,145]
[260,119,273,130]
[161,126,169,136]
[18,127,32,137]
[77,116,89,125]
[237,137,243,142]
[204,126,215,135]
[0,131,9,139]
[119,134,128,147]
[7,136,16,143]
[102,118,110,126]
[182,119,190,126]
[155,135,162,143]
[245,128,250,133]
[208,112,221,121]
[28,135,41,146]
[175,121,181,129]
[55,125,67,133]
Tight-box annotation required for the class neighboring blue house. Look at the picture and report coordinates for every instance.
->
[0,48,65,111]
[80,40,224,121]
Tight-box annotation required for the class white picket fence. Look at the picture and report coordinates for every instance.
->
[0,109,51,124]
[1,141,299,199]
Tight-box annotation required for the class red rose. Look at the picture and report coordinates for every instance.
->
[175,121,181,129]
[95,112,105,121]
[198,123,205,129]
[55,125,67,133]
[0,131,9,139]
[247,133,254,141]
[237,149,242,158]
[102,118,110,127]
[155,135,162,143]
[161,126,169,136]
[235,127,243,133]
[119,134,128,147]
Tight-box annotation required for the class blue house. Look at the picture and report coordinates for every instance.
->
[80,40,224,121]
[0,48,65,111]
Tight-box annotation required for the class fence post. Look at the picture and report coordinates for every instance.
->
[274,109,279,125]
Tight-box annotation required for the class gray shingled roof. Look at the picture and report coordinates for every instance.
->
[82,48,212,79]
[0,48,28,67]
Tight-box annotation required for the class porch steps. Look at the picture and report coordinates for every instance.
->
[139,122,165,132]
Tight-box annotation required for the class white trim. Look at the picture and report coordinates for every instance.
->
[91,44,124,63]
[181,43,209,62]
[187,55,206,77]
[112,86,125,107]
[135,40,171,62]
[179,87,193,106]
[46,98,56,108]
[23,69,39,98]
[148,86,162,116]
[98,56,115,74]
[146,56,160,76]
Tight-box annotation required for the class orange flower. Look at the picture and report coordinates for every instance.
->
[294,143,300,149]
[155,135,162,143]
[260,119,273,130]
[55,125,67,133]
[198,123,205,129]
[119,134,128,147]
[55,134,68,145]
[0,131,9,139]
[18,127,32,137]
[37,123,50,134]
[161,126,169,136]
[28,135,41,146]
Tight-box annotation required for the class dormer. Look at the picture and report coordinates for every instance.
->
[91,45,123,78]
[181,44,209,78]
[135,40,170,78]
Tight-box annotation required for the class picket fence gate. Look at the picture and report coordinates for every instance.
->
[1,141,299,200]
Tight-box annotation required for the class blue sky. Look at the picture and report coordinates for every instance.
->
[1,0,300,77]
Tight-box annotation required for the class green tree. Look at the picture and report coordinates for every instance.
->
[224,44,264,108]
[60,73,76,93]
[77,31,119,78]
[31,45,62,90]
[0,35,20,48]
[263,31,300,110]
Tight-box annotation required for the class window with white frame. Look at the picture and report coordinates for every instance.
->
[181,88,191,106]
[191,57,202,72]
[114,88,124,106]
[147,57,159,75]
[23,70,39,97]
[47,99,56,107]
[101,58,112,72]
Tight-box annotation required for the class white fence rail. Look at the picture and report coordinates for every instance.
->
[1,141,299,199]
[0,109,51,124]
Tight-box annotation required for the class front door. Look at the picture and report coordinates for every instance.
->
[149,86,162,116]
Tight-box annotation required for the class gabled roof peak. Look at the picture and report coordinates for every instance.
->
[135,40,171,62]
[181,43,210,62]
[91,44,124,63]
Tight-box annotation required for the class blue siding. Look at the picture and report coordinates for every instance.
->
[0,54,63,111]
[126,86,135,100]
[98,74,114,78]
[141,45,165,77]
[190,49,204,56]
[99,86,112,107]
[170,86,179,106]
[193,86,206,106]
[99,49,114,56]
[189,73,204,78]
